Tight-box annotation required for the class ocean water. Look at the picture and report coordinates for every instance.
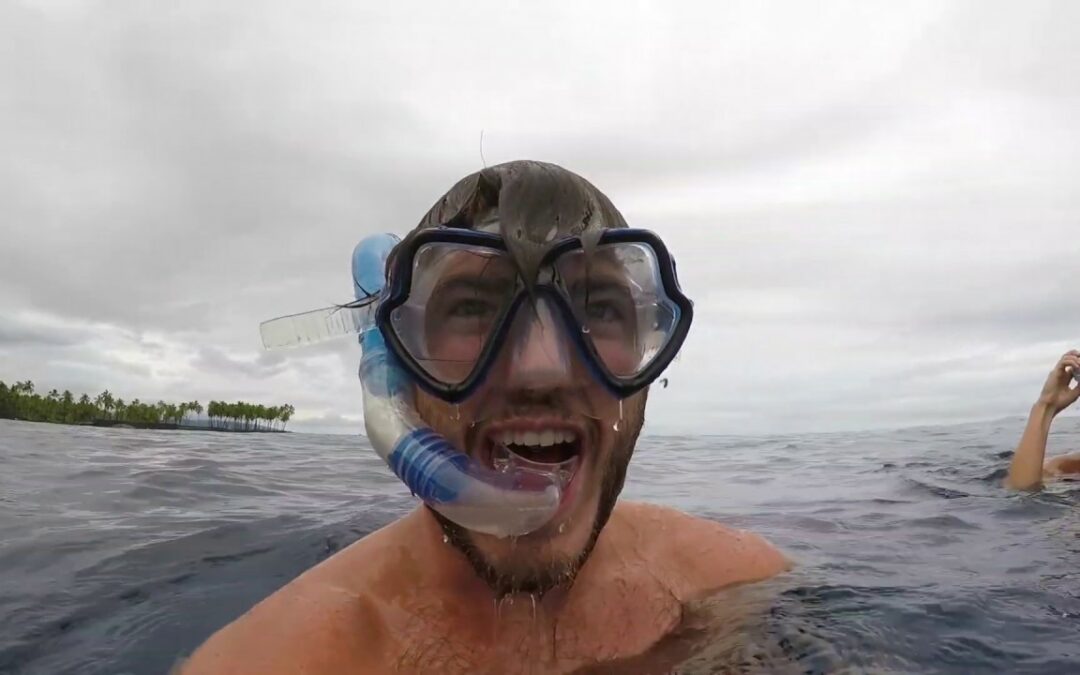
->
[1,416,1079,674]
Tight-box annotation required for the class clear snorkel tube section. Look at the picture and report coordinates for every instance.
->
[260,234,563,537]
[352,235,563,537]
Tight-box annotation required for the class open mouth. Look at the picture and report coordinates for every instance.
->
[482,425,585,489]
[492,428,580,464]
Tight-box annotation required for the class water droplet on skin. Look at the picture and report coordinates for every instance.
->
[581,325,590,334]
[530,593,537,620]
[442,534,449,544]
[450,405,460,421]
[613,399,624,431]
[557,522,566,534]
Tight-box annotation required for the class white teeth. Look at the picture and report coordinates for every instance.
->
[494,428,579,447]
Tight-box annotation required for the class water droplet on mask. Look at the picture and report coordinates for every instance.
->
[442,534,449,544]
[581,325,590,334]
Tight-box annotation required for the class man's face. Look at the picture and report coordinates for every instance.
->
[411,247,649,597]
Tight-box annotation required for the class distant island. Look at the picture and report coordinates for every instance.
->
[0,380,294,432]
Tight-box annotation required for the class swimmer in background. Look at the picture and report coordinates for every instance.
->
[1006,350,1080,490]
[181,161,789,675]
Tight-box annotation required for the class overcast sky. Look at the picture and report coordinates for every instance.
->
[2,0,1078,435]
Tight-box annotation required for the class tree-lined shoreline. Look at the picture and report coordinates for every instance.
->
[0,380,294,432]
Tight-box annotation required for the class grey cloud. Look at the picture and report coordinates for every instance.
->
[289,412,364,435]
[0,316,82,348]
[2,0,1078,434]
[190,346,290,380]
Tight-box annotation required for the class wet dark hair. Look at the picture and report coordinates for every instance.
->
[387,160,628,287]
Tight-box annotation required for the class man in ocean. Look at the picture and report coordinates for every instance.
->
[182,161,789,674]
[1006,350,1080,489]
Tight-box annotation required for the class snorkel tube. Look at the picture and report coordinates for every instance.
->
[353,234,562,537]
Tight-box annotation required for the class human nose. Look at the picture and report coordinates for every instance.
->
[504,298,573,392]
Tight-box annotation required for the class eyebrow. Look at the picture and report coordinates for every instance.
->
[558,249,630,277]
[563,258,630,286]
[431,275,515,297]
[566,277,630,294]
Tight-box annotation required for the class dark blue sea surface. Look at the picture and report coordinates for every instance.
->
[1,416,1079,674]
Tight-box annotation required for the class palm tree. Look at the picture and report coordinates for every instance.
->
[94,390,114,420]
[0,381,293,432]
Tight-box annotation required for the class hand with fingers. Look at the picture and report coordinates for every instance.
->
[1036,350,1080,416]
[1006,349,1080,489]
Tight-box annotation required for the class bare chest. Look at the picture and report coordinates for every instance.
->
[381,582,683,675]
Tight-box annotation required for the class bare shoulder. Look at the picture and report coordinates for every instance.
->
[1046,452,1080,477]
[178,518,409,675]
[613,501,790,601]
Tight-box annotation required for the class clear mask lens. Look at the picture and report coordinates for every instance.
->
[388,237,682,391]
[388,242,519,386]
[554,241,682,379]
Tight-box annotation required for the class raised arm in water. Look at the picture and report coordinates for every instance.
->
[1005,350,1080,490]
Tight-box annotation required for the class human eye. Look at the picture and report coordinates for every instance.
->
[584,299,624,323]
[447,297,498,319]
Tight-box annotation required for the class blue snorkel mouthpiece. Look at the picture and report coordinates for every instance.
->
[352,234,562,537]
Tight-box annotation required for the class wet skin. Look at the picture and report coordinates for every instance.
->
[183,231,788,672]
[181,316,789,673]
[1006,350,1080,490]
[183,162,789,674]
[180,502,788,674]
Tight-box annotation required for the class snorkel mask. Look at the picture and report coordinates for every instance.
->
[260,168,692,539]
